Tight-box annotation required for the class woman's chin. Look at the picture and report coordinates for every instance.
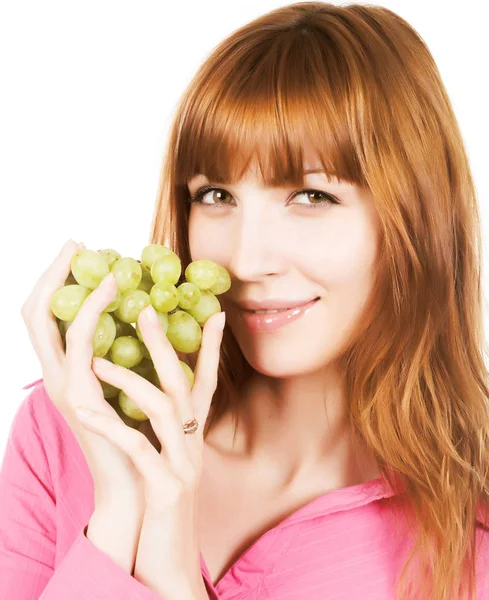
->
[240,347,330,379]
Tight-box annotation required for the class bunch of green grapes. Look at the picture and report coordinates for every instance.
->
[51,244,231,427]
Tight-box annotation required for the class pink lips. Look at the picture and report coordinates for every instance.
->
[238,298,320,333]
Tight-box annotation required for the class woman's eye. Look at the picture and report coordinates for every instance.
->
[291,190,338,207]
[187,186,233,206]
[187,186,339,208]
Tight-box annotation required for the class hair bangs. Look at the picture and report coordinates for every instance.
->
[176,25,367,192]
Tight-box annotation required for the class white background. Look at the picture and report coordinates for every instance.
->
[1,0,487,459]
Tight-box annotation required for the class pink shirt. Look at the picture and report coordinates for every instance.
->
[2,379,489,599]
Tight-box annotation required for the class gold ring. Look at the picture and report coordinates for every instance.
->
[182,418,199,434]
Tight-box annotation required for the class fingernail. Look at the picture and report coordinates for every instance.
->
[217,311,226,332]
[141,304,158,322]
[102,272,115,287]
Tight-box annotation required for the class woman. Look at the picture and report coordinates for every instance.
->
[2,2,489,600]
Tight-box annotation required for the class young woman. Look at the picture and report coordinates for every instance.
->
[2,2,489,600]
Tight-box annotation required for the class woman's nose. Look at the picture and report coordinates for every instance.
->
[227,214,286,282]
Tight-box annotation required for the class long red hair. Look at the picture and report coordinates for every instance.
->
[149,3,489,598]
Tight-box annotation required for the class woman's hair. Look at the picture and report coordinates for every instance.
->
[149,3,489,598]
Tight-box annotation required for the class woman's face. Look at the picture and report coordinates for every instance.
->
[187,156,381,378]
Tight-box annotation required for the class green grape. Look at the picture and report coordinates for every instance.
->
[132,358,160,387]
[209,264,231,295]
[92,313,117,357]
[141,244,174,273]
[114,318,138,338]
[141,342,151,360]
[146,365,160,388]
[57,319,72,339]
[110,336,144,368]
[118,389,148,422]
[64,272,77,286]
[113,289,151,323]
[100,379,119,400]
[136,310,168,341]
[138,268,154,293]
[52,247,232,372]
[111,257,142,293]
[98,248,122,269]
[131,356,154,378]
[51,284,91,321]
[71,249,110,290]
[186,290,221,326]
[166,310,202,353]
[185,259,219,290]
[151,253,181,286]
[179,360,195,388]
[150,281,179,312]
[177,282,201,310]
[57,319,71,350]
[109,392,142,427]
[103,287,121,313]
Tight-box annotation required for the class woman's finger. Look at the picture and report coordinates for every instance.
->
[21,239,84,374]
[137,305,194,423]
[191,311,226,426]
[65,272,118,369]
[74,407,186,510]
[91,357,195,478]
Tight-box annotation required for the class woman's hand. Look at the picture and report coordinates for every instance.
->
[73,294,226,599]
[20,240,147,517]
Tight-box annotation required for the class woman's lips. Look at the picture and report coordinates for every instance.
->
[238,298,320,333]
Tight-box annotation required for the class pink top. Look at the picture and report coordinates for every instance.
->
[2,379,489,599]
